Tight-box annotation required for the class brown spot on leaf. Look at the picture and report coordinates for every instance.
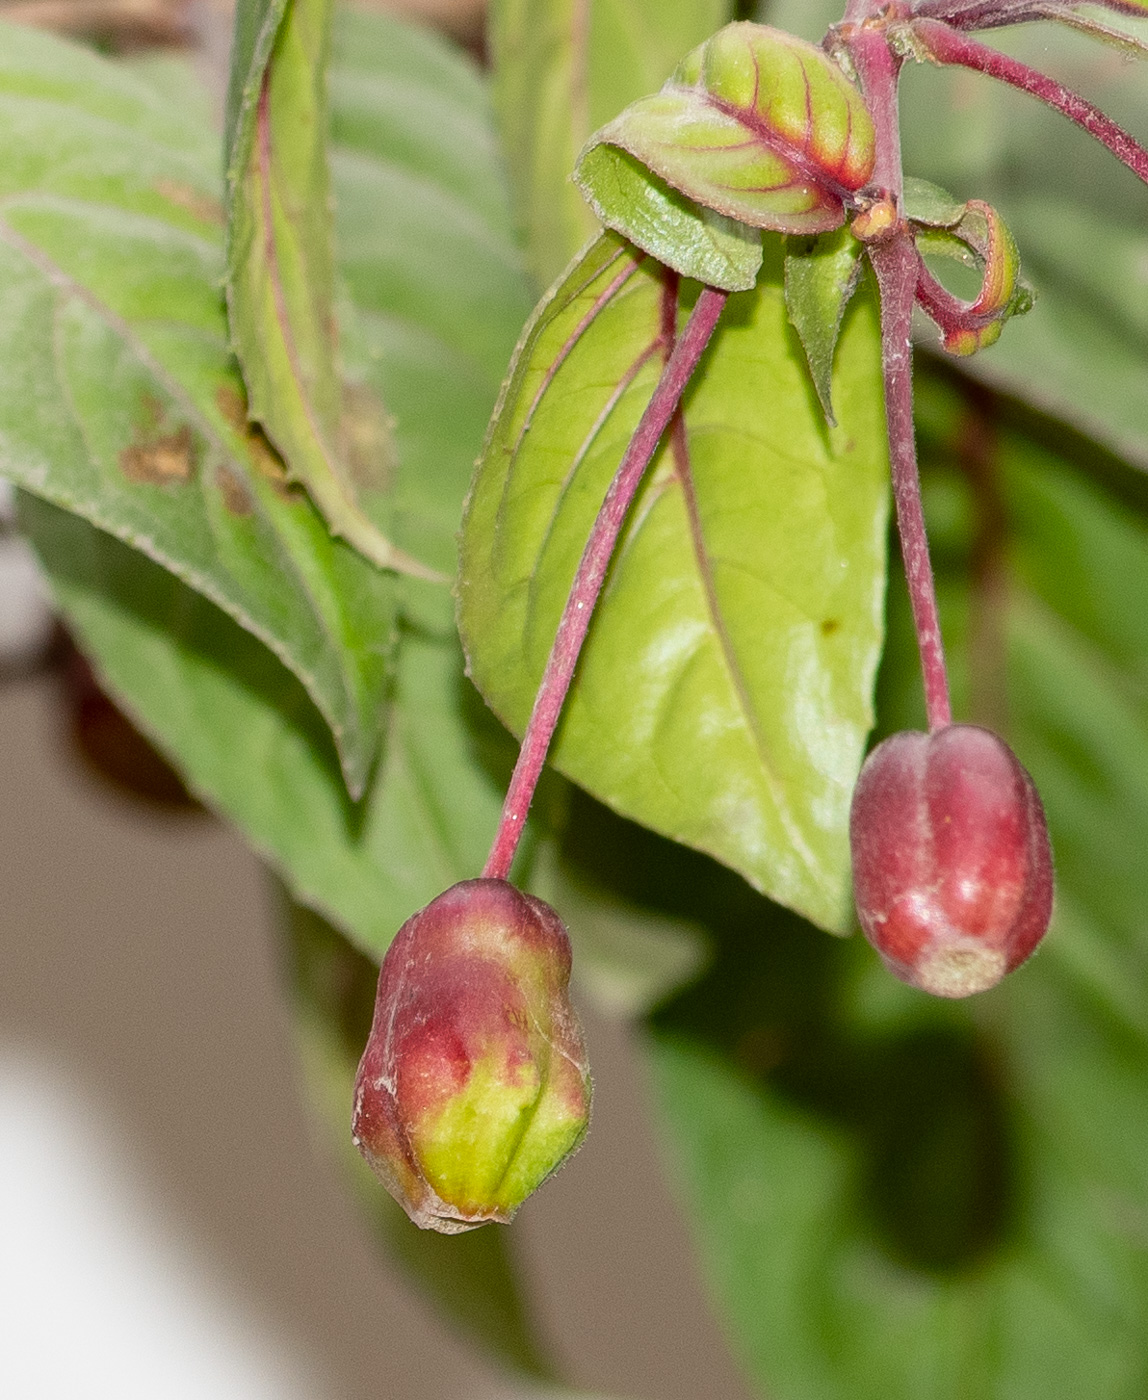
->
[214,384,296,501]
[155,179,225,227]
[215,384,248,431]
[215,465,253,516]
[821,618,841,637]
[340,381,395,496]
[120,423,194,485]
[138,392,164,430]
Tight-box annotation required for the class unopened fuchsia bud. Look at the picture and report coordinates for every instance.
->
[352,879,591,1233]
[850,725,1054,998]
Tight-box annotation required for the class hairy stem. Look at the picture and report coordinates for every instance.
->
[482,282,729,882]
[912,18,1148,187]
[844,23,905,199]
[870,235,953,732]
[844,18,953,730]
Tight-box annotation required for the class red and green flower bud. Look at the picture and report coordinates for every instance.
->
[850,725,1053,998]
[352,879,591,1233]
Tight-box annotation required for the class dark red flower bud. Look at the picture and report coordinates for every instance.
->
[352,879,591,1233]
[850,725,1053,998]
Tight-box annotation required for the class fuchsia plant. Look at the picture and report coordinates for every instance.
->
[6,0,1148,1383]
[353,0,1148,1227]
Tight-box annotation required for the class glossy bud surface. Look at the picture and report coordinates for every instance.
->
[850,725,1053,998]
[352,879,591,1233]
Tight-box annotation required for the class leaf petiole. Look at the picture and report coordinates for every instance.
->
[911,17,1148,188]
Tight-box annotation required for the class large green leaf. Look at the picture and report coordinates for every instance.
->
[459,233,889,933]
[11,8,694,986]
[641,368,1148,1400]
[0,18,398,795]
[489,0,733,286]
[224,0,434,579]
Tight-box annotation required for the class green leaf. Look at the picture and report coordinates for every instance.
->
[459,233,889,933]
[640,371,1148,1400]
[784,227,864,425]
[25,495,705,1019]
[490,0,733,286]
[21,492,502,958]
[282,895,553,1378]
[577,23,875,242]
[902,176,970,230]
[575,144,764,291]
[328,8,534,578]
[0,20,396,795]
[224,0,436,578]
[4,6,532,936]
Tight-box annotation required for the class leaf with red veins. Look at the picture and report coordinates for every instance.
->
[576,22,875,251]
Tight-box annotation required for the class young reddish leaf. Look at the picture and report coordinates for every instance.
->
[576,22,875,244]
[912,198,1033,356]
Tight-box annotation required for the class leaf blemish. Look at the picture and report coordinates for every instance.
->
[215,465,254,515]
[154,179,225,227]
[215,385,296,500]
[821,618,841,636]
[120,423,195,485]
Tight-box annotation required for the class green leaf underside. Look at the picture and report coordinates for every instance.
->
[459,233,890,934]
[0,6,529,920]
[0,20,397,795]
[642,367,1148,1400]
[580,23,875,241]
[490,0,733,287]
[784,227,864,425]
[11,16,691,1016]
[575,144,763,292]
[225,0,434,579]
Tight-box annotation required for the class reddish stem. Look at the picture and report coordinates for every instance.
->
[482,282,729,881]
[912,18,1148,188]
[844,19,953,731]
[870,234,953,733]
[845,24,905,199]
